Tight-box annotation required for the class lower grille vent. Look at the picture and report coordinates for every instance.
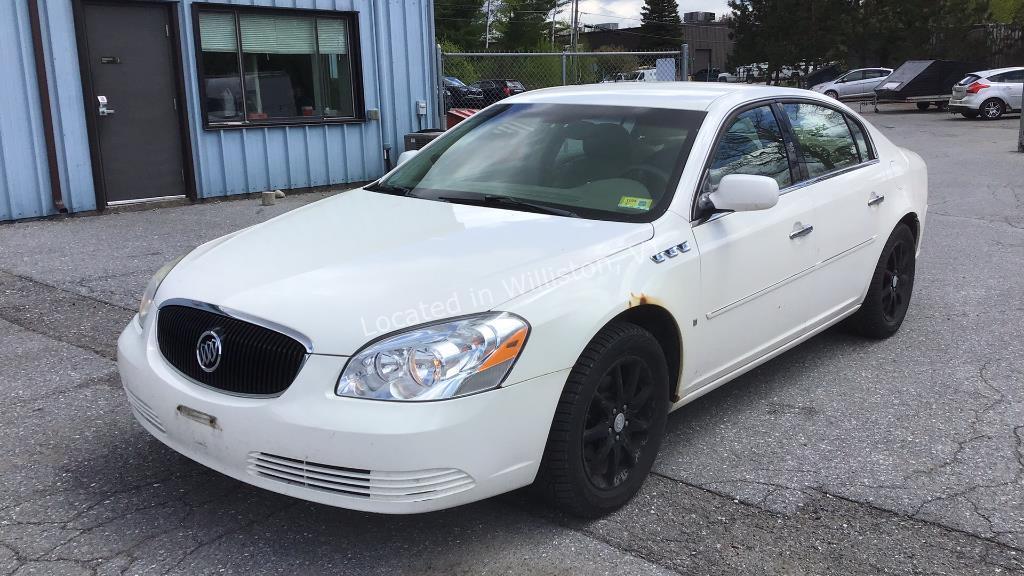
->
[125,388,165,434]
[247,452,475,502]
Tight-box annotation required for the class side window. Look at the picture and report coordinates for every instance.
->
[846,117,874,161]
[844,71,865,82]
[993,70,1024,83]
[782,103,860,180]
[708,106,793,189]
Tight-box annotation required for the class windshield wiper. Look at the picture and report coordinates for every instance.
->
[437,194,579,218]
[365,182,413,196]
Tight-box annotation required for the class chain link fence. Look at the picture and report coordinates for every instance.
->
[439,51,686,114]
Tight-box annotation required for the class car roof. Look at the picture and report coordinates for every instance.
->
[972,66,1024,76]
[506,83,828,112]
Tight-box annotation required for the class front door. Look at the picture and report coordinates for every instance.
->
[689,104,822,390]
[79,1,187,204]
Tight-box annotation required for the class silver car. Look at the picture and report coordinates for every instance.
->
[812,68,893,101]
[949,67,1024,120]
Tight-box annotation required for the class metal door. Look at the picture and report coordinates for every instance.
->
[79,1,188,204]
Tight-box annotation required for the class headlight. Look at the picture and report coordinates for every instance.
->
[138,255,184,326]
[337,313,529,401]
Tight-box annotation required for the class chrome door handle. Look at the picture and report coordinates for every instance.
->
[98,105,116,116]
[868,192,885,206]
[789,223,814,239]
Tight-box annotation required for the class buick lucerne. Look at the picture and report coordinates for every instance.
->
[118,84,928,517]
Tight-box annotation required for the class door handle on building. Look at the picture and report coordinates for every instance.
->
[789,223,814,240]
[97,96,116,117]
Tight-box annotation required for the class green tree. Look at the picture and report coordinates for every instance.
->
[640,0,683,50]
[990,0,1024,23]
[496,0,555,51]
[435,0,487,50]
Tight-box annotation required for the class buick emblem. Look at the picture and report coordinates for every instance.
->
[195,330,222,373]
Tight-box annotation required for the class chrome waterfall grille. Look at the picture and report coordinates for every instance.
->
[157,304,307,396]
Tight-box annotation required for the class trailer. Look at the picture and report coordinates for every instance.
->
[873,60,984,111]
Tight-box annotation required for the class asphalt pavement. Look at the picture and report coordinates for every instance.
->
[1,105,1022,575]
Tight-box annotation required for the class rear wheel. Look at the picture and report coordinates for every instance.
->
[981,98,1005,120]
[916,102,931,111]
[535,322,669,518]
[846,224,916,339]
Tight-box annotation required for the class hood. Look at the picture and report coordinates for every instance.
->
[158,189,653,355]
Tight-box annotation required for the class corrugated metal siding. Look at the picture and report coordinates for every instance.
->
[0,0,54,221]
[0,0,436,220]
[180,0,439,199]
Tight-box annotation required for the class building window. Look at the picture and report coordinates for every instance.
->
[196,7,361,127]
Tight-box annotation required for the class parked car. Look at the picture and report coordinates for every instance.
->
[692,68,722,82]
[600,68,664,83]
[812,68,893,100]
[948,66,1024,120]
[471,79,526,105]
[443,76,484,109]
[717,71,741,83]
[120,84,927,518]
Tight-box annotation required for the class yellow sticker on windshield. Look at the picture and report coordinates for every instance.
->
[618,196,652,211]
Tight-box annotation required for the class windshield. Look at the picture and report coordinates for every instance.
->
[372,103,706,222]
[445,77,467,87]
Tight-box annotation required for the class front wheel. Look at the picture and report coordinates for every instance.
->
[916,102,931,111]
[535,322,669,518]
[845,224,917,339]
[825,90,839,100]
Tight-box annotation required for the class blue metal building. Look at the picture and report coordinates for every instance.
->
[0,0,439,222]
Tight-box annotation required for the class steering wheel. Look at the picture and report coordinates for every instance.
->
[621,163,672,194]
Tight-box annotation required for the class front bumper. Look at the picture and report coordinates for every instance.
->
[117,319,568,513]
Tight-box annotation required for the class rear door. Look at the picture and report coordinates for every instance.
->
[690,104,822,389]
[780,101,891,307]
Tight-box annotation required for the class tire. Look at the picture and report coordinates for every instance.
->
[981,98,1005,120]
[916,102,931,111]
[961,111,980,119]
[535,322,669,518]
[825,90,839,100]
[846,224,917,339]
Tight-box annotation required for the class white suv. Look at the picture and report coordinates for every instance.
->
[949,67,1024,120]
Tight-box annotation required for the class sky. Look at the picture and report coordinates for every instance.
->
[574,1,732,27]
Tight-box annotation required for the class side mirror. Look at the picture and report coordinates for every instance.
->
[397,150,419,166]
[708,174,780,212]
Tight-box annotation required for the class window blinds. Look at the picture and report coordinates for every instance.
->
[316,18,348,55]
[198,12,237,53]
[240,14,315,54]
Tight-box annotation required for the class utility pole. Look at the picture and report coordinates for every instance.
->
[1019,79,1024,152]
[570,0,579,53]
[485,0,492,49]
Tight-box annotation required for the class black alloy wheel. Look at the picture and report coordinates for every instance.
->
[880,236,913,324]
[582,356,658,490]
[845,223,917,338]
[535,322,668,517]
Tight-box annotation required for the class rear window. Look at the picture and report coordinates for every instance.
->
[957,75,982,86]
[508,81,525,90]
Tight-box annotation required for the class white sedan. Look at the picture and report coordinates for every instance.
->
[118,84,928,518]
